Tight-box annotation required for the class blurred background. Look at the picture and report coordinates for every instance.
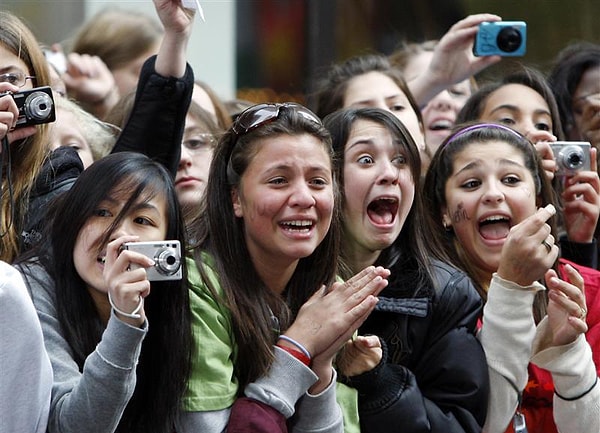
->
[2,0,599,104]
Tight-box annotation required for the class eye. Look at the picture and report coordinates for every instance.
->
[390,103,405,112]
[134,216,155,226]
[0,73,20,85]
[534,122,551,132]
[183,134,215,151]
[268,177,287,185]
[448,87,467,98]
[497,117,516,126]
[460,179,481,189]
[309,177,329,187]
[357,155,374,164]
[392,154,407,166]
[502,175,521,185]
[94,208,112,217]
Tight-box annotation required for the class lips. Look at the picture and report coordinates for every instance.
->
[367,197,399,225]
[428,118,454,131]
[175,176,199,186]
[279,219,314,233]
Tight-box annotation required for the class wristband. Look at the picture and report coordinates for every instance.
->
[277,335,312,359]
[276,344,311,366]
[108,292,143,319]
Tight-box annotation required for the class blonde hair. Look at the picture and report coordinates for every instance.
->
[69,8,163,71]
[0,11,52,262]
[55,96,118,161]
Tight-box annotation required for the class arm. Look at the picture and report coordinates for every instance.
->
[478,274,544,433]
[110,0,196,176]
[23,264,147,433]
[0,262,51,433]
[344,270,489,433]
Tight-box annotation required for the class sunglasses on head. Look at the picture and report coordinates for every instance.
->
[231,102,322,136]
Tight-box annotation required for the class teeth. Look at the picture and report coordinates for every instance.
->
[282,220,312,227]
[430,120,453,130]
[482,216,508,223]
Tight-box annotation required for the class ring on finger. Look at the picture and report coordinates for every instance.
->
[541,239,552,253]
[579,305,587,320]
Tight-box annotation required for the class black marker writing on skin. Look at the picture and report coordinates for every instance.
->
[451,202,470,223]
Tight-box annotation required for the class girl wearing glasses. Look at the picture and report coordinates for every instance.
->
[178,102,389,432]
[322,107,489,433]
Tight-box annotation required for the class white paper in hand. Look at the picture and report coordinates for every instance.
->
[182,0,205,21]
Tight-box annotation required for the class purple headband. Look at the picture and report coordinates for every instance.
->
[445,123,524,146]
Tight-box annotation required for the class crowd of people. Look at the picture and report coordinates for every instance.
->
[0,2,599,433]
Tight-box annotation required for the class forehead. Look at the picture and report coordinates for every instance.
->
[247,134,331,171]
[344,71,407,103]
[453,140,527,169]
[0,44,30,74]
[347,118,394,144]
[483,83,549,113]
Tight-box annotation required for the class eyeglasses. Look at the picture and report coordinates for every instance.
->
[182,133,216,152]
[0,71,36,88]
[231,102,322,136]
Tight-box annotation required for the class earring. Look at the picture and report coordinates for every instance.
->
[442,217,452,232]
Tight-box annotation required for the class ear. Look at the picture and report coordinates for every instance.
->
[441,206,452,229]
[231,186,243,218]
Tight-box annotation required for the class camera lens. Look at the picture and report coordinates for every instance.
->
[24,91,54,121]
[154,248,181,275]
[496,27,522,53]
[561,146,585,170]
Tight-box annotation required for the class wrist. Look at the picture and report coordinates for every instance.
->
[277,335,312,366]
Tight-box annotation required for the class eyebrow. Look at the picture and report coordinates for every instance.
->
[489,104,551,117]
[455,158,525,176]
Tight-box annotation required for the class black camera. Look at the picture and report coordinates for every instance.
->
[550,141,591,176]
[473,21,527,57]
[122,240,182,281]
[6,86,56,129]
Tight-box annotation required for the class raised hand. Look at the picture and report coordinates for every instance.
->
[0,83,36,145]
[545,265,588,347]
[103,235,155,327]
[562,147,600,243]
[336,335,382,377]
[497,204,559,286]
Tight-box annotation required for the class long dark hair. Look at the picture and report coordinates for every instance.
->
[423,123,557,305]
[188,104,340,389]
[547,42,600,138]
[17,152,192,433]
[323,107,438,296]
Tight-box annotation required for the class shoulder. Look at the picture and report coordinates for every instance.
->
[14,261,57,314]
[0,261,33,312]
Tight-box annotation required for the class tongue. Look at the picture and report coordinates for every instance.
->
[479,222,510,240]
[368,205,393,225]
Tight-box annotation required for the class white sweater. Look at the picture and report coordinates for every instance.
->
[0,261,52,433]
[479,273,599,433]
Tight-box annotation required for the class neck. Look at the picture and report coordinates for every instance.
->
[87,287,111,325]
[343,245,381,276]
[252,256,298,295]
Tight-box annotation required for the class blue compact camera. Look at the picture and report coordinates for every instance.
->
[473,21,527,57]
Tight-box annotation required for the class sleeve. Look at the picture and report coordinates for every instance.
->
[177,259,239,432]
[478,273,545,433]
[530,318,600,433]
[110,55,194,176]
[0,262,52,433]
[243,348,343,433]
[345,274,489,433]
[26,269,147,433]
[559,235,598,270]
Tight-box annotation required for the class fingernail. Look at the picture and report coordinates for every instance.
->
[544,204,556,216]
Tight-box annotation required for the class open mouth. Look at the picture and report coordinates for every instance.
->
[429,119,453,131]
[367,198,399,225]
[279,220,314,233]
[479,215,511,240]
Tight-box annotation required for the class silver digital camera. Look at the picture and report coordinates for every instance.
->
[122,240,182,281]
[473,21,527,57]
[550,141,591,176]
[8,86,56,128]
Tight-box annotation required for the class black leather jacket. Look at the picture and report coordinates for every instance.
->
[343,259,489,433]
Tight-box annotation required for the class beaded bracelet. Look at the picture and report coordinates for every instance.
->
[276,344,311,367]
[108,292,143,320]
[277,335,312,359]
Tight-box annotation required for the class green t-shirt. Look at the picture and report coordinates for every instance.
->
[183,254,360,432]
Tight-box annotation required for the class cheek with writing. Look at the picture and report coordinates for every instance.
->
[451,202,471,224]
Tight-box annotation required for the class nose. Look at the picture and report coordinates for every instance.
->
[377,159,400,185]
[179,145,192,168]
[481,180,505,204]
[110,219,134,241]
[429,90,454,111]
[289,182,316,208]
